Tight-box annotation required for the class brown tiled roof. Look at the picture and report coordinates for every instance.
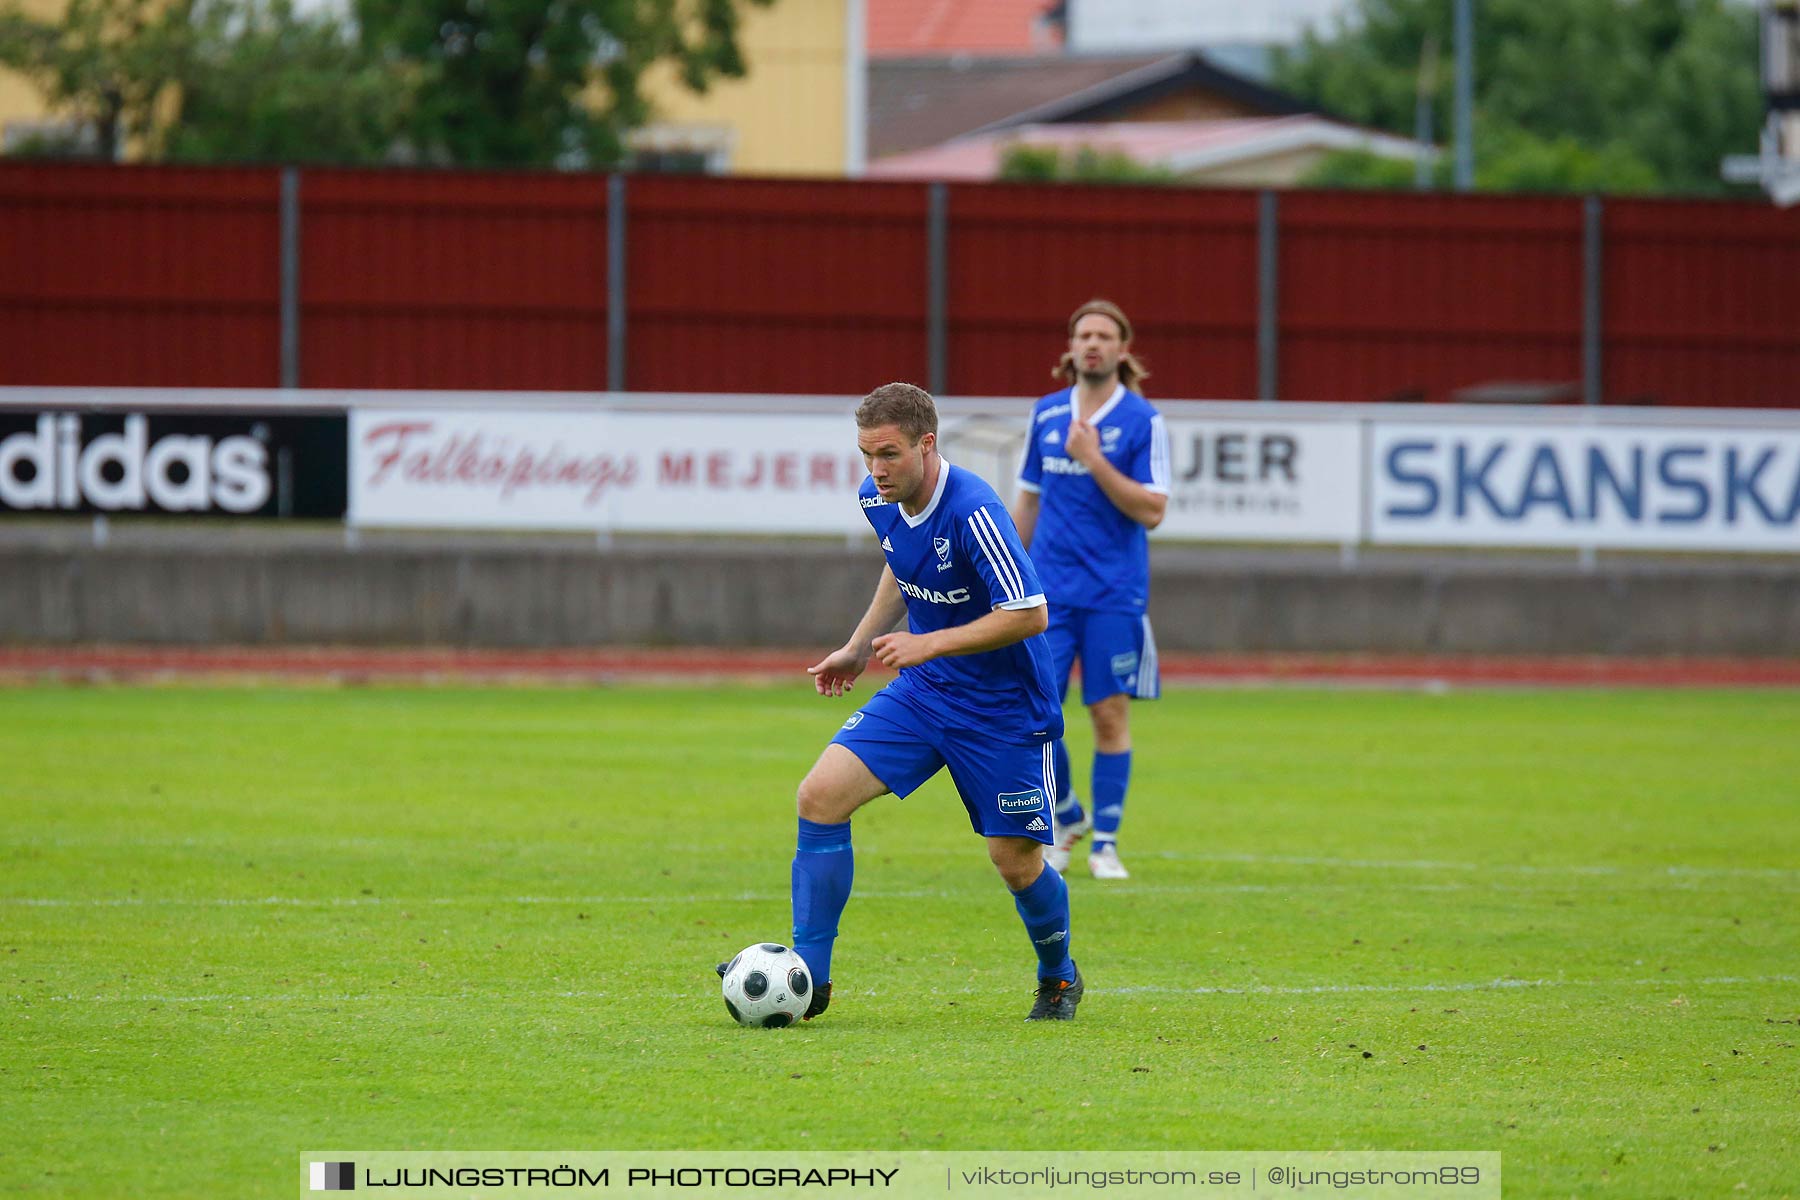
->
[870,54,1166,159]
[868,52,1315,160]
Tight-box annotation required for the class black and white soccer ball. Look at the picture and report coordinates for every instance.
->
[720,942,812,1028]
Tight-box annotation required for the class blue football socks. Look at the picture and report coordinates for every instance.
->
[1090,749,1131,850]
[1011,864,1076,982]
[1051,738,1085,826]
[791,818,853,985]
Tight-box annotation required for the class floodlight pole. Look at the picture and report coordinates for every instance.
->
[1416,34,1439,189]
[1454,0,1475,191]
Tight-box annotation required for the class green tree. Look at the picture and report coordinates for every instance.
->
[997,142,1177,185]
[0,0,198,160]
[163,0,402,165]
[1277,0,1763,194]
[2,0,773,169]
[353,0,774,168]
[1303,121,1661,193]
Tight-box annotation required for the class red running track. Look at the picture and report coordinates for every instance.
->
[2,646,1798,688]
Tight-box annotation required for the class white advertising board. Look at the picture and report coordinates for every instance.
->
[1369,422,1800,551]
[941,411,1364,544]
[24,387,1779,553]
[349,409,869,533]
[1156,417,1364,543]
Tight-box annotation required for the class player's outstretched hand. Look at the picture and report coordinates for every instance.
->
[871,631,936,671]
[807,646,867,697]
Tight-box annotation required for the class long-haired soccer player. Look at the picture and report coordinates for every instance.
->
[1010,299,1171,880]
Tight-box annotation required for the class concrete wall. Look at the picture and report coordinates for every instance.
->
[3,541,1796,655]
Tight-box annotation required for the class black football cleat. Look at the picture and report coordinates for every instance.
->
[803,981,831,1020]
[1025,967,1084,1021]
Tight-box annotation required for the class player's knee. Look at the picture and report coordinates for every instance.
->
[987,838,1042,890]
[795,771,847,823]
[1090,697,1131,747]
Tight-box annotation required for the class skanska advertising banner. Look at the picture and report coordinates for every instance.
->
[1370,423,1800,552]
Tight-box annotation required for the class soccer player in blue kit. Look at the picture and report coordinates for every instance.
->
[743,381,1083,1021]
[1011,299,1171,881]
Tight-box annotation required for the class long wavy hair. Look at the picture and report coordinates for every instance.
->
[1053,298,1149,392]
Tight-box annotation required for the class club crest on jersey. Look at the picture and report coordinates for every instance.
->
[933,536,953,571]
[1102,425,1123,449]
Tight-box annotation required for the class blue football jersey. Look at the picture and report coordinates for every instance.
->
[1017,384,1171,613]
[858,462,1064,743]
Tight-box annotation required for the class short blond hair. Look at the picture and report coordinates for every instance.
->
[855,382,938,442]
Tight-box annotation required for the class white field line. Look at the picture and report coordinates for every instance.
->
[7,871,1800,910]
[1150,853,1800,879]
[1,884,1478,908]
[10,839,1794,881]
[14,873,1798,910]
[13,974,1798,1006]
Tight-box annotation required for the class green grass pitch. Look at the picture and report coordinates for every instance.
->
[3,684,1797,1197]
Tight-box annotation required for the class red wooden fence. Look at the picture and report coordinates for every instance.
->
[2,160,1796,407]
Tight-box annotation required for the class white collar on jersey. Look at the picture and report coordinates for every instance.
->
[900,455,952,528]
[1071,382,1126,427]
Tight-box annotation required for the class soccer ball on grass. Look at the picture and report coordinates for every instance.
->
[720,942,812,1028]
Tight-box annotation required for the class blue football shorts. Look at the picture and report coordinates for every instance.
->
[1043,605,1162,706]
[829,687,1057,844]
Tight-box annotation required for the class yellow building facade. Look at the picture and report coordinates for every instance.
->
[632,0,863,177]
[0,0,75,152]
[0,0,863,175]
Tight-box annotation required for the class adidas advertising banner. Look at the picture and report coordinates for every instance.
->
[0,410,348,518]
[1154,417,1363,543]
[1369,423,1800,552]
[349,409,868,534]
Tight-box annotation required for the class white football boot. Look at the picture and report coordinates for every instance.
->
[1045,809,1092,874]
[1088,843,1130,880]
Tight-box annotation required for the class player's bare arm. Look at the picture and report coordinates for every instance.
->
[1009,489,1040,548]
[808,564,908,696]
[871,603,1047,670]
[1065,421,1167,529]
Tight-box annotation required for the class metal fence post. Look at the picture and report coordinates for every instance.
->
[1454,0,1475,191]
[608,173,628,393]
[279,167,301,389]
[927,181,948,397]
[1583,194,1604,407]
[1257,190,1280,401]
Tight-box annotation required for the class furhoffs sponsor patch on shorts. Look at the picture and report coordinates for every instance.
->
[997,788,1046,813]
